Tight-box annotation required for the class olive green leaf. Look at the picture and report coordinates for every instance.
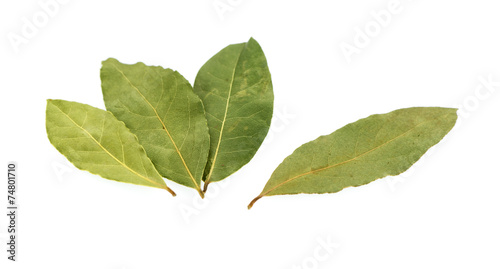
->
[193,38,274,192]
[249,107,457,209]
[101,58,209,197]
[46,99,175,195]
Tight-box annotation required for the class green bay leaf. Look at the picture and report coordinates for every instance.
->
[249,107,457,209]
[193,38,274,191]
[46,99,175,195]
[101,58,209,197]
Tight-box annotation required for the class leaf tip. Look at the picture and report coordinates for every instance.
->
[46,99,57,106]
[247,37,262,47]
[46,99,65,109]
[446,107,459,123]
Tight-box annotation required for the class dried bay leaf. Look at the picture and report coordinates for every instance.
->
[46,99,175,195]
[248,107,458,209]
[101,58,209,197]
[193,38,274,192]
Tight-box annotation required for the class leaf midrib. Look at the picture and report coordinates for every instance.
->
[111,65,201,191]
[259,117,442,197]
[52,103,165,189]
[204,45,246,185]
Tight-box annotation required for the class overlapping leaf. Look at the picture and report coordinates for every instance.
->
[101,58,209,197]
[193,38,274,191]
[46,99,175,195]
[249,107,457,209]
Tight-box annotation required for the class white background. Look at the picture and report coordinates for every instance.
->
[1,0,499,268]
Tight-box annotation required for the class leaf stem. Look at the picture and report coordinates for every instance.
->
[202,180,211,193]
[247,195,263,210]
[197,188,205,199]
[165,186,177,197]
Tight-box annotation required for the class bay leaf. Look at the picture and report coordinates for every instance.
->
[193,38,274,192]
[248,107,457,209]
[46,99,175,195]
[101,58,209,197]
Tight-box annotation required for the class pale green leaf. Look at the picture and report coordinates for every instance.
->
[46,99,175,195]
[101,58,209,197]
[193,38,274,191]
[249,107,457,209]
